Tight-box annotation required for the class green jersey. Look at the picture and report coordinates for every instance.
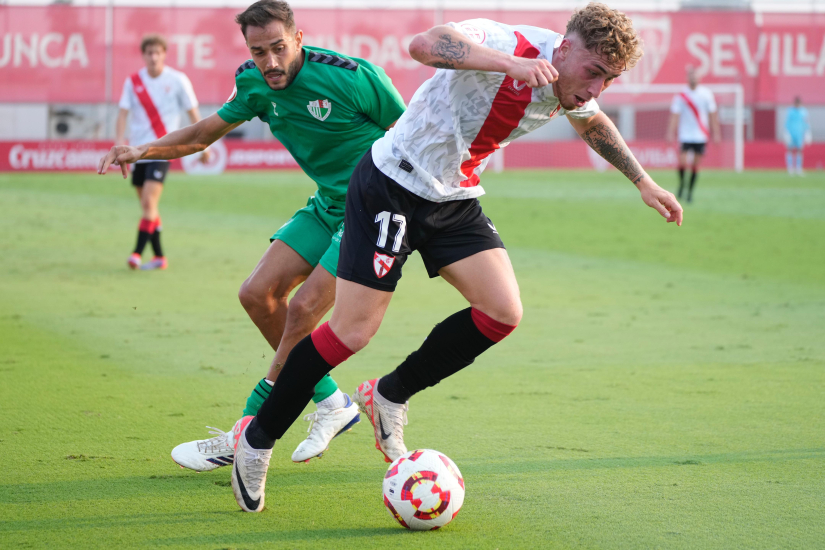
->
[218,47,406,204]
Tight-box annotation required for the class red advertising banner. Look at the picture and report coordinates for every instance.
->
[2,7,825,105]
[3,139,822,172]
[0,6,108,102]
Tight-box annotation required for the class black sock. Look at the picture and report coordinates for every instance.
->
[133,230,151,255]
[150,226,164,257]
[255,334,332,441]
[377,308,498,404]
[244,417,275,450]
[688,170,698,199]
[677,168,685,198]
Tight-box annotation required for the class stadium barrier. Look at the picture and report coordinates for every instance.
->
[3,139,822,172]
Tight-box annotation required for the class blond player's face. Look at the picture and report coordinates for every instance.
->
[246,21,304,90]
[142,45,166,74]
[554,37,622,111]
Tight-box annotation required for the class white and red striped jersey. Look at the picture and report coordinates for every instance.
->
[118,66,199,149]
[371,19,600,203]
[670,85,717,144]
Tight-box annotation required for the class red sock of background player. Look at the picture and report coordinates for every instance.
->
[376,307,517,404]
[149,217,164,258]
[133,218,155,255]
[245,322,354,449]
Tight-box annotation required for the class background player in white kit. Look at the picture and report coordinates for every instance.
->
[228,3,684,513]
[116,34,207,270]
[666,65,720,203]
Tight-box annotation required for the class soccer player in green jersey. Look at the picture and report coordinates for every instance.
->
[97,0,406,470]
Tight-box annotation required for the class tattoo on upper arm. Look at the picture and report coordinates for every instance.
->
[430,34,471,69]
[581,122,645,184]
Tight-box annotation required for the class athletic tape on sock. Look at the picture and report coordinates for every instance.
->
[471,308,517,343]
[310,322,354,367]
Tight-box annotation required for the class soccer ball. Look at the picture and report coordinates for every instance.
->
[382,449,465,531]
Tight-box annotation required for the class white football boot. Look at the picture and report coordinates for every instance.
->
[291,395,361,463]
[231,416,271,513]
[352,379,408,463]
[171,422,238,472]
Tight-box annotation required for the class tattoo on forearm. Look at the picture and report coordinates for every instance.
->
[430,34,471,69]
[581,122,645,184]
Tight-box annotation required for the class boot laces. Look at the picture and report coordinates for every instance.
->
[196,426,233,454]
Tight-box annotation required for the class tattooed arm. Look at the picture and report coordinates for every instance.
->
[571,112,684,225]
[408,25,558,88]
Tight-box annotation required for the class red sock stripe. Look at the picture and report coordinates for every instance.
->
[139,218,161,233]
[471,308,517,343]
[310,322,354,367]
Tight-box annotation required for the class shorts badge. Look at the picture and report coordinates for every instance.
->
[373,252,395,279]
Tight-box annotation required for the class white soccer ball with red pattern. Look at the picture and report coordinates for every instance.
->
[382,449,465,531]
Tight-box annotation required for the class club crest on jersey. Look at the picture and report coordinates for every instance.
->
[511,80,528,92]
[457,23,486,44]
[307,99,332,121]
[373,252,395,279]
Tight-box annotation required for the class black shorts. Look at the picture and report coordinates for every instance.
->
[680,142,707,155]
[337,150,505,292]
[132,161,170,187]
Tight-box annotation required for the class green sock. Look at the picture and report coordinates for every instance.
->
[242,378,273,417]
[241,374,340,416]
[311,374,338,404]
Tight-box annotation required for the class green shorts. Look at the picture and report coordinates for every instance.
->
[271,192,345,276]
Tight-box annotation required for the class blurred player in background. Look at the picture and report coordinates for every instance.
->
[784,96,811,176]
[666,66,720,203]
[99,0,406,470]
[116,34,207,270]
[230,3,684,514]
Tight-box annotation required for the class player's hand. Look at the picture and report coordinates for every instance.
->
[199,148,212,164]
[98,145,142,178]
[637,177,683,226]
[506,57,558,88]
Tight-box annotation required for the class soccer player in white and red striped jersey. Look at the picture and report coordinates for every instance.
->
[115,34,207,270]
[230,3,684,512]
[666,65,721,203]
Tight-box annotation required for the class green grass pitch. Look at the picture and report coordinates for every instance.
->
[1,168,823,549]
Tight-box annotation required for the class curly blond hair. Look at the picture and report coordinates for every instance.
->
[566,3,642,70]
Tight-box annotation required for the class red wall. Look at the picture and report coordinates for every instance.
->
[2,7,825,104]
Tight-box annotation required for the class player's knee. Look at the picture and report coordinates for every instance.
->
[471,305,520,343]
[498,299,523,328]
[480,296,523,327]
[238,276,286,314]
[328,322,376,354]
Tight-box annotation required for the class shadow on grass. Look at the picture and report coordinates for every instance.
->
[152,526,412,547]
[0,465,382,505]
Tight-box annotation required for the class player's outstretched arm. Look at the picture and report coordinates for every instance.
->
[408,25,557,88]
[571,112,683,226]
[665,113,679,143]
[710,112,722,143]
[97,113,242,178]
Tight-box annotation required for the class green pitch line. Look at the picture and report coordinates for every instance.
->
[0,169,823,549]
